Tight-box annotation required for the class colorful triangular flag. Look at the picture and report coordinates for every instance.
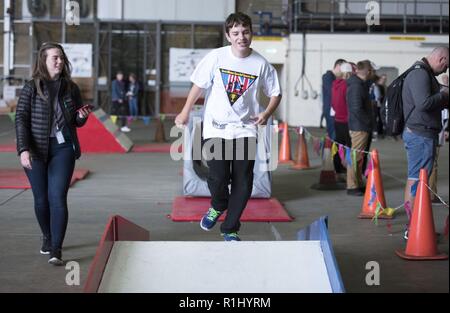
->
[8,112,16,122]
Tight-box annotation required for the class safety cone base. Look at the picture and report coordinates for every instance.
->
[291,163,311,170]
[395,250,448,260]
[358,212,393,219]
[278,160,294,165]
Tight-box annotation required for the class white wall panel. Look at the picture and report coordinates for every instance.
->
[285,34,449,127]
[98,0,235,21]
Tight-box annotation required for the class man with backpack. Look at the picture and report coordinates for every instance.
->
[401,47,448,239]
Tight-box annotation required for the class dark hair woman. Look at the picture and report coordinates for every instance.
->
[15,42,91,265]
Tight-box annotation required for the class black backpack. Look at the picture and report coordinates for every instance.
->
[381,64,428,136]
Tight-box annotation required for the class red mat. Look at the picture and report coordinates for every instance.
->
[132,143,182,153]
[0,144,16,152]
[170,196,293,222]
[0,168,90,189]
[77,113,129,153]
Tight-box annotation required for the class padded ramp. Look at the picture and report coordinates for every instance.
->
[0,168,89,189]
[77,109,133,153]
[99,241,332,293]
[85,215,344,293]
[170,196,293,222]
[183,108,275,198]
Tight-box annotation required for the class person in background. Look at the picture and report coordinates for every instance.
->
[401,47,448,240]
[15,42,91,265]
[322,58,346,139]
[111,71,130,132]
[346,60,375,196]
[331,62,354,179]
[126,73,140,120]
[370,74,387,140]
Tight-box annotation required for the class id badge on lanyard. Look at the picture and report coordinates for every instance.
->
[55,126,65,144]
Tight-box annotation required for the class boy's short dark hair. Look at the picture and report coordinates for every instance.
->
[225,12,253,34]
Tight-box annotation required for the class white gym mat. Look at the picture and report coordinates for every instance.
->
[98,241,332,293]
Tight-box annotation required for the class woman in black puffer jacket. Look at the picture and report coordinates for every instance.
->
[15,42,91,266]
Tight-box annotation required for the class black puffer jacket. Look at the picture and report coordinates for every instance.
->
[15,79,87,161]
[346,75,373,132]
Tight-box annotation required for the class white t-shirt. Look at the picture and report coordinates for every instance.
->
[190,46,281,140]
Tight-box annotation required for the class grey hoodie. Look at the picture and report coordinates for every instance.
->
[402,58,448,139]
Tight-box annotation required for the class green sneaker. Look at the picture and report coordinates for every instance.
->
[222,232,241,241]
[200,207,223,231]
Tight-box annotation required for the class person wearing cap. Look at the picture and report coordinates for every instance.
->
[331,62,354,177]
[321,59,346,139]
[345,60,376,196]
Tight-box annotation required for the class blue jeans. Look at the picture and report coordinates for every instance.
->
[25,136,76,251]
[128,98,138,117]
[402,128,436,196]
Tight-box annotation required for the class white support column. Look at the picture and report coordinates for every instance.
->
[3,0,14,77]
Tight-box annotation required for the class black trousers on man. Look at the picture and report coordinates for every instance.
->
[204,137,256,234]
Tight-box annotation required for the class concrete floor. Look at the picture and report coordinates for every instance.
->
[0,117,448,293]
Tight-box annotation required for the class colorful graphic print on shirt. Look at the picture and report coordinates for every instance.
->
[219,68,257,106]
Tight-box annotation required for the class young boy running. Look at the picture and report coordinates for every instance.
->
[175,12,282,241]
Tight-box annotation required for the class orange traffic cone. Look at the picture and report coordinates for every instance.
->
[311,137,345,190]
[291,129,311,170]
[154,117,166,143]
[278,122,292,164]
[396,169,448,260]
[359,150,392,219]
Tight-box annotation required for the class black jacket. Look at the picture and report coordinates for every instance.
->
[15,79,87,161]
[402,58,448,139]
[322,70,335,112]
[346,75,373,132]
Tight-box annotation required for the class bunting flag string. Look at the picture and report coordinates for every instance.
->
[404,200,412,221]
[313,138,321,156]
[364,154,374,178]
[368,185,377,207]
[372,202,383,225]
[143,116,151,126]
[352,149,358,179]
[289,125,448,227]
[8,112,16,122]
[331,142,338,158]
[338,144,345,165]
[345,146,352,167]
[304,130,312,142]
[320,136,325,158]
